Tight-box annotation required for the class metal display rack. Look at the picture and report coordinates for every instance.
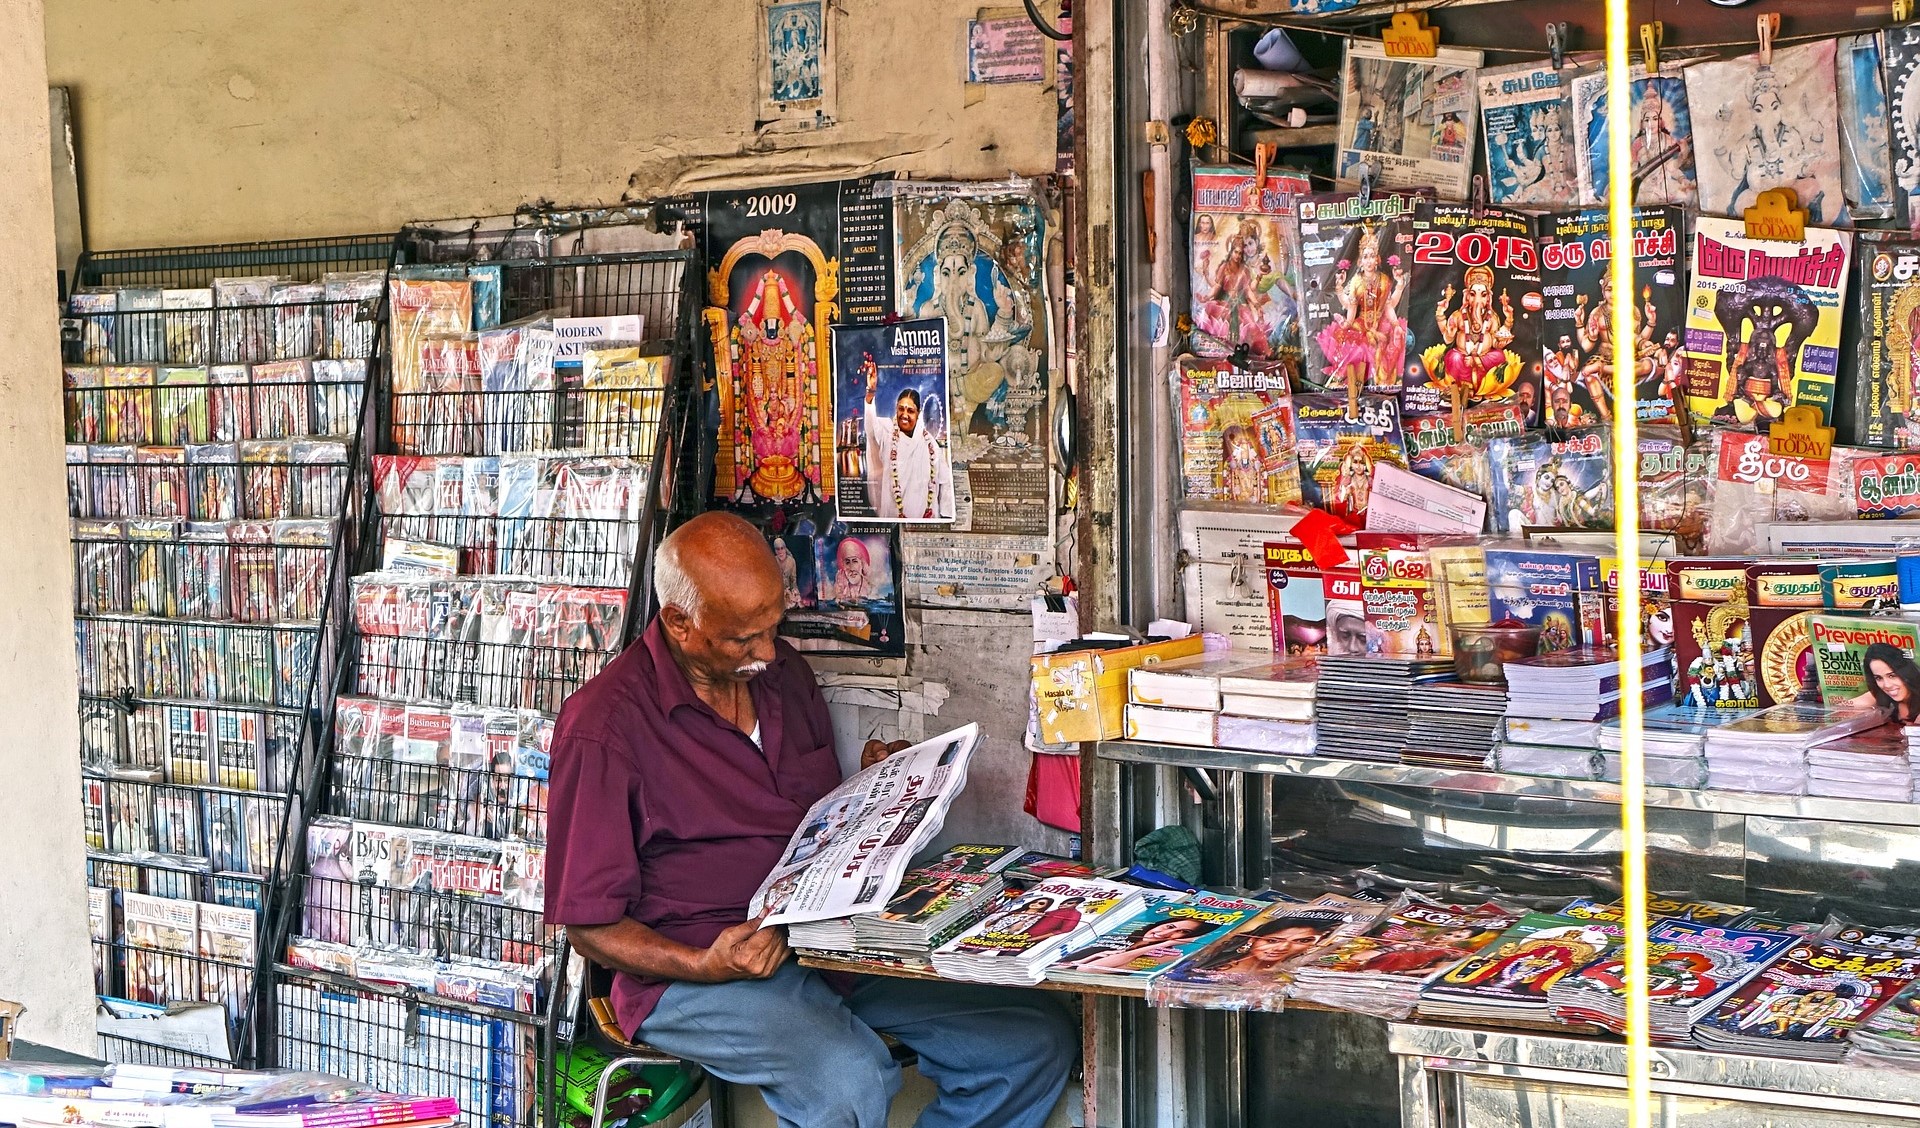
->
[267,220,701,1128]
[64,233,393,1068]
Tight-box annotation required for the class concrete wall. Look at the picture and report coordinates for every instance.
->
[0,0,95,1053]
[44,0,1059,247]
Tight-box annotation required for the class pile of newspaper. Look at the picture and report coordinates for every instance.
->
[931,876,1149,985]
[751,725,983,931]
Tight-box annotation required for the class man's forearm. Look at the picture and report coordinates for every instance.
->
[570,918,715,984]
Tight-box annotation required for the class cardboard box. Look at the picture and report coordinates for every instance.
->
[1032,635,1206,743]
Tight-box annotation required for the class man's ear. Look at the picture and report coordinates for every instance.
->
[659,604,692,642]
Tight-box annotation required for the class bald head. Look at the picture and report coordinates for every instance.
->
[654,512,785,686]
[655,512,783,621]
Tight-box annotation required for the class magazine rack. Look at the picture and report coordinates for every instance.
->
[65,234,394,1068]
[267,221,701,1128]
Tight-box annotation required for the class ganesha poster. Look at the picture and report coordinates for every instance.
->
[1403,202,1544,426]
[893,188,1052,536]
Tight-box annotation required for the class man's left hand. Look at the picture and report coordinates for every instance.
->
[860,739,912,770]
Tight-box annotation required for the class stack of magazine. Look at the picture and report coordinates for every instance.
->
[1417,911,1621,1025]
[1145,894,1384,1013]
[1851,977,1920,1066]
[931,876,1148,986]
[1545,917,1796,1040]
[1503,647,1675,723]
[1692,929,1920,1061]
[1286,897,1518,1018]
[1314,657,1453,762]
[1805,722,1912,801]
[1702,702,1891,795]
[1046,891,1265,989]
[788,844,1020,959]
[1596,703,1754,788]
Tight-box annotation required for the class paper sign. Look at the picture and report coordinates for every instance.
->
[1365,463,1488,534]
[968,15,1047,83]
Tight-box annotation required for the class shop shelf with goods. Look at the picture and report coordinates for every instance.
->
[62,233,395,1068]
[267,217,703,1128]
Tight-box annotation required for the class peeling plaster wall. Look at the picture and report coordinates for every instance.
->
[41,1,1072,860]
[44,0,1058,246]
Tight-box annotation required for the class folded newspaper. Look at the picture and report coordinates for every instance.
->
[749,723,981,927]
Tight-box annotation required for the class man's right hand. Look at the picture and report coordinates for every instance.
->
[695,915,790,982]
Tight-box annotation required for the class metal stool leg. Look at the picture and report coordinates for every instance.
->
[589,1054,660,1128]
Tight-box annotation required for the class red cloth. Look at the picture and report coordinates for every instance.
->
[544,621,844,1035]
[1025,751,1081,833]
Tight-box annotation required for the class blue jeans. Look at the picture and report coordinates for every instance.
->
[637,962,1077,1128]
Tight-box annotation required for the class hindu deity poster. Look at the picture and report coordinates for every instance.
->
[704,178,895,507]
[1189,165,1313,369]
[1855,236,1920,448]
[1335,40,1483,200]
[1403,202,1544,426]
[1173,356,1300,507]
[1294,188,1427,401]
[1568,60,1698,208]
[1539,206,1687,427]
[1685,41,1845,227]
[1682,215,1852,428]
[893,188,1051,537]
[1294,393,1406,525]
[830,320,955,523]
[1478,60,1579,208]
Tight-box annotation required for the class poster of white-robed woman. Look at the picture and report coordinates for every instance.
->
[831,319,956,522]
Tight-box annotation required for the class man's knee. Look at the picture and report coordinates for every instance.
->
[1026,1000,1079,1079]
[781,1039,901,1126]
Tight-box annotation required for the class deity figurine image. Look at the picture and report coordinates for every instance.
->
[1317,225,1407,410]
[1711,276,1819,425]
[1220,424,1264,504]
[1430,265,1519,405]
[1573,275,1659,424]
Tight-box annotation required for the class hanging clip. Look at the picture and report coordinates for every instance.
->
[1639,21,1662,70]
[1470,173,1489,219]
[1898,0,1915,23]
[1546,22,1569,71]
[1757,12,1779,67]
[1357,165,1374,205]
[1381,11,1440,59]
[1253,141,1277,198]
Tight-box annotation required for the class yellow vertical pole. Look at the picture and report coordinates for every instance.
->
[1606,3,1652,1126]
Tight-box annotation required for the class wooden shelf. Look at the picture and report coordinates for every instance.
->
[796,955,1148,999]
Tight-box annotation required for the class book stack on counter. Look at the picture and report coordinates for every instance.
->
[1504,646,1675,725]
[1805,721,1913,801]
[1546,918,1797,1041]
[1417,911,1622,1025]
[1596,703,1758,788]
[1214,658,1318,755]
[1286,897,1519,1019]
[1702,702,1892,795]
[790,844,1022,965]
[1045,891,1267,989]
[1692,926,1920,1061]
[1121,652,1243,749]
[1122,652,1318,753]
[931,877,1149,986]
[1492,716,1603,781]
[1315,656,1454,763]
[1402,682,1508,769]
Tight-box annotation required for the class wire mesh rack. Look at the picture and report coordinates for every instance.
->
[66,234,395,1070]
[88,854,274,1067]
[258,222,699,1124]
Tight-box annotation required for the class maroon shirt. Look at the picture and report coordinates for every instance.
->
[544,620,844,1035]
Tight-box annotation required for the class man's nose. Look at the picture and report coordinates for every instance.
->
[751,634,778,664]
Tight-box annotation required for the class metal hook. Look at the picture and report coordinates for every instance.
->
[1546,22,1568,70]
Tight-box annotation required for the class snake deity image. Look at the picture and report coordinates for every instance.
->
[1711,276,1821,426]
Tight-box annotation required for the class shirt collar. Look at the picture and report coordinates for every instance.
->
[641,617,787,718]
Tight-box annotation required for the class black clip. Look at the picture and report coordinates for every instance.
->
[1546,22,1569,70]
